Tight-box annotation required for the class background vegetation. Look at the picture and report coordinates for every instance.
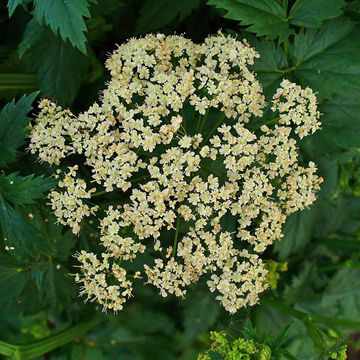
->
[0,0,360,358]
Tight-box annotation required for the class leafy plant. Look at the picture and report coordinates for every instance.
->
[0,0,359,359]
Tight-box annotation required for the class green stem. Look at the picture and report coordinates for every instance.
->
[0,318,101,360]
[252,117,280,131]
[263,298,360,329]
[172,216,181,258]
[203,114,226,144]
[91,189,107,197]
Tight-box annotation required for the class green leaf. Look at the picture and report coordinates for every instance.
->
[274,208,317,260]
[43,262,76,307]
[322,268,360,305]
[207,0,292,42]
[0,253,30,305]
[289,0,345,28]
[208,0,345,42]
[136,0,202,34]
[0,196,47,255]
[33,0,91,53]
[0,173,55,205]
[182,291,219,340]
[0,92,38,167]
[283,262,316,305]
[303,94,360,156]
[290,18,360,98]
[249,36,287,92]
[19,20,88,106]
[7,0,31,17]
[320,268,360,321]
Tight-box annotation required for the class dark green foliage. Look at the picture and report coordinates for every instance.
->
[207,0,346,41]
[33,0,91,53]
[0,172,55,205]
[19,20,89,106]
[1,0,360,359]
[0,92,37,167]
[136,0,202,34]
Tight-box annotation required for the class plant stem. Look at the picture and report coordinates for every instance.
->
[252,117,280,131]
[91,189,107,197]
[172,216,181,258]
[0,317,101,360]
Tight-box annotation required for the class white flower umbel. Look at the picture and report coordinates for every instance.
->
[29,33,322,313]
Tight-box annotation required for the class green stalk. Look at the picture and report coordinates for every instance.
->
[91,189,108,197]
[172,216,181,258]
[263,298,360,329]
[252,117,280,131]
[0,318,100,360]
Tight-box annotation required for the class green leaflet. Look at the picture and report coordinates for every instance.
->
[290,17,360,98]
[248,36,287,94]
[303,94,360,156]
[250,17,360,98]
[0,253,30,306]
[283,262,316,305]
[207,0,291,42]
[19,20,89,106]
[274,208,317,260]
[6,0,30,17]
[182,291,220,340]
[289,0,345,28]
[136,0,202,34]
[207,0,345,41]
[249,18,360,156]
[0,92,38,167]
[0,196,47,255]
[0,173,55,205]
[321,268,360,320]
[33,0,91,53]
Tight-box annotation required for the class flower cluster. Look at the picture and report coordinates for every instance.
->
[29,33,321,313]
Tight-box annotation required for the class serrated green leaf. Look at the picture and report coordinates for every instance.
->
[290,18,360,98]
[0,173,55,205]
[0,92,38,167]
[0,253,30,305]
[7,0,31,17]
[207,0,292,42]
[136,0,201,34]
[274,208,317,260]
[33,0,90,53]
[248,36,287,92]
[19,20,88,106]
[208,0,346,42]
[289,0,345,28]
[0,196,47,255]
